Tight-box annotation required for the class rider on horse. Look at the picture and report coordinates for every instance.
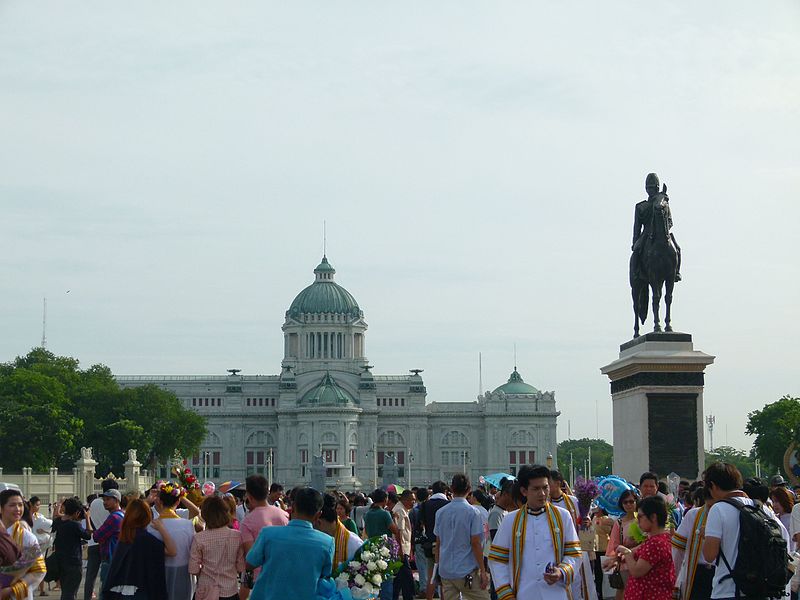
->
[631,172,682,283]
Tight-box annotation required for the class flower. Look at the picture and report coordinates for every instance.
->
[380,547,390,558]
[376,559,387,570]
[348,561,361,570]
[366,561,376,571]
[354,574,365,586]
[371,574,382,585]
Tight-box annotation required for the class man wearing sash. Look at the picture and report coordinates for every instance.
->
[488,465,581,600]
[549,471,596,600]
[671,488,713,600]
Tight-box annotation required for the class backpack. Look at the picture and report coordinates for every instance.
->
[717,498,792,599]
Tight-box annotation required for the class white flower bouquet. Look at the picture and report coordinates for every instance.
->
[334,535,402,599]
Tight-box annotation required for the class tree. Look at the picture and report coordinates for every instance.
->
[745,395,800,476]
[557,438,613,481]
[704,446,757,479]
[0,368,82,470]
[0,348,206,475]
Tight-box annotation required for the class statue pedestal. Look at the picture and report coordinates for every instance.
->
[600,333,714,482]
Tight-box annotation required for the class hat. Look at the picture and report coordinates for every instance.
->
[101,489,122,501]
[770,475,787,487]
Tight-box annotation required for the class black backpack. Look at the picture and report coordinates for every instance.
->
[718,498,792,599]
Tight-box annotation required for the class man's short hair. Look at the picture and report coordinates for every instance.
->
[293,487,323,517]
[387,492,398,504]
[703,462,743,492]
[372,489,388,504]
[548,470,565,483]
[499,479,515,496]
[400,489,414,501]
[416,488,429,502]
[518,465,551,489]
[101,479,120,492]
[245,475,269,501]
[743,477,769,502]
[269,483,284,494]
[451,474,470,495]
[639,472,658,485]
[431,481,448,495]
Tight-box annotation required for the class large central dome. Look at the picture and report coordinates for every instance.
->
[287,256,362,319]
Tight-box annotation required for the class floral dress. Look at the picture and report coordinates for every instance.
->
[624,532,675,600]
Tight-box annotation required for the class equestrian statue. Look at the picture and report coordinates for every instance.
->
[630,172,682,338]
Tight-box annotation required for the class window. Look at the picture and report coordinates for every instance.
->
[191,451,221,479]
[247,450,265,475]
[350,448,356,464]
[323,449,338,463]
[509,450,534,475]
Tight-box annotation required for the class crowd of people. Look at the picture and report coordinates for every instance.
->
[1,463,798,600]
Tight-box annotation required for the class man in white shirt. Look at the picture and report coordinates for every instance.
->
[703,462,790,600]
[392,490,416,600]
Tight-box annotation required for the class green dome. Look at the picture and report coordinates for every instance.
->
[287,257,361,319]
[493,369,539,395]
[300,372,358,406]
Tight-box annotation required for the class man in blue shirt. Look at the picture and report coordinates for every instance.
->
[246,487,334,600]
[433,474,489,600]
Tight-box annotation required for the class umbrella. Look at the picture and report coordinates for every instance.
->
[217,481,242,494]
[480,473,516,489]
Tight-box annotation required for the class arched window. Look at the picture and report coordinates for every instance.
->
[508,430,536,475]
[190,431,223,480]
[377,430,407,477]
[440,430,470,480]
[245,431,276,475]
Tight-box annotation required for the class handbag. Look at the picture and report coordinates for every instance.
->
[608,566,624,590]
[44,552,61,583]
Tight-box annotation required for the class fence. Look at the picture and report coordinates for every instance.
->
[0,448,154,504]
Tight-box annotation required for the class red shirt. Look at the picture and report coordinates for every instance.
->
[624,532,675,600]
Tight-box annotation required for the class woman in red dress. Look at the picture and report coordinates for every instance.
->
[616,495,675,600]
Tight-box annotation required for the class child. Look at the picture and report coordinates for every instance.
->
[189,495,245,600]
[615,495,675,600]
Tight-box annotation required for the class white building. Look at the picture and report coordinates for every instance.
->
[117,256,559,489]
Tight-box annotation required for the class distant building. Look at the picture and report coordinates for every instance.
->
[117,256,559,489]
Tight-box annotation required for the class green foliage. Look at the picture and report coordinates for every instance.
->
[557,438,613,480]
[745,395,800,476]
[704,445,756,479]
[0,348,206,474]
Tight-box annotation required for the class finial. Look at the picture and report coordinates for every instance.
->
[323,220,327,258]
[514,343,517,371]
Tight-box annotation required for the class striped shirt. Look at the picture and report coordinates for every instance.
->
[188,527,245,600]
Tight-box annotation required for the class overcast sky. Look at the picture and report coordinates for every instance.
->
[1,1,798,454]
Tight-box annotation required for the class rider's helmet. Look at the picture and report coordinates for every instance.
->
[645,173,660,192]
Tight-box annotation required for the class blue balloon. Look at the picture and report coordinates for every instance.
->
[596,476,635,517]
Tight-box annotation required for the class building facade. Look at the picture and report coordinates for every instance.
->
[117,256,560,489]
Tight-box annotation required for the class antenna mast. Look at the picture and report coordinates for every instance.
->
[478,352,483,396]
[41,297,47,349]
[706,414,716,452]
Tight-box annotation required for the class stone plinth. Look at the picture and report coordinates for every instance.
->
[600,333,714,482]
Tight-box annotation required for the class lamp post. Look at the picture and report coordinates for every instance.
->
[408,450,414,488]
[365,444,378,490]
[266,448,273,490]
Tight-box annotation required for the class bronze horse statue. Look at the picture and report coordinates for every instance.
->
[630,178,679,337]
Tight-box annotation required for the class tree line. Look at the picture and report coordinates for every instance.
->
[0,348,206,475]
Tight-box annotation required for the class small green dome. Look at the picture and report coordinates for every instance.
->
[287,256,361,318]
[300,372,358,406]
[493,368,539,395]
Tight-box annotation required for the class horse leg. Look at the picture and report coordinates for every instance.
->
[664,279,674,332]
[632,286,640,337]
[652,283,662,332]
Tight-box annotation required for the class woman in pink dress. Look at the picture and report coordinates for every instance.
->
[189,496,245,600]
[615,496,675,600]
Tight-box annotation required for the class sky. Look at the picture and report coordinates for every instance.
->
[1,1,798,454]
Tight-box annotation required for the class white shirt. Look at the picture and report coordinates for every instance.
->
[148,517,195,567]
[705,497,790,599]
[88,496,110,547]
